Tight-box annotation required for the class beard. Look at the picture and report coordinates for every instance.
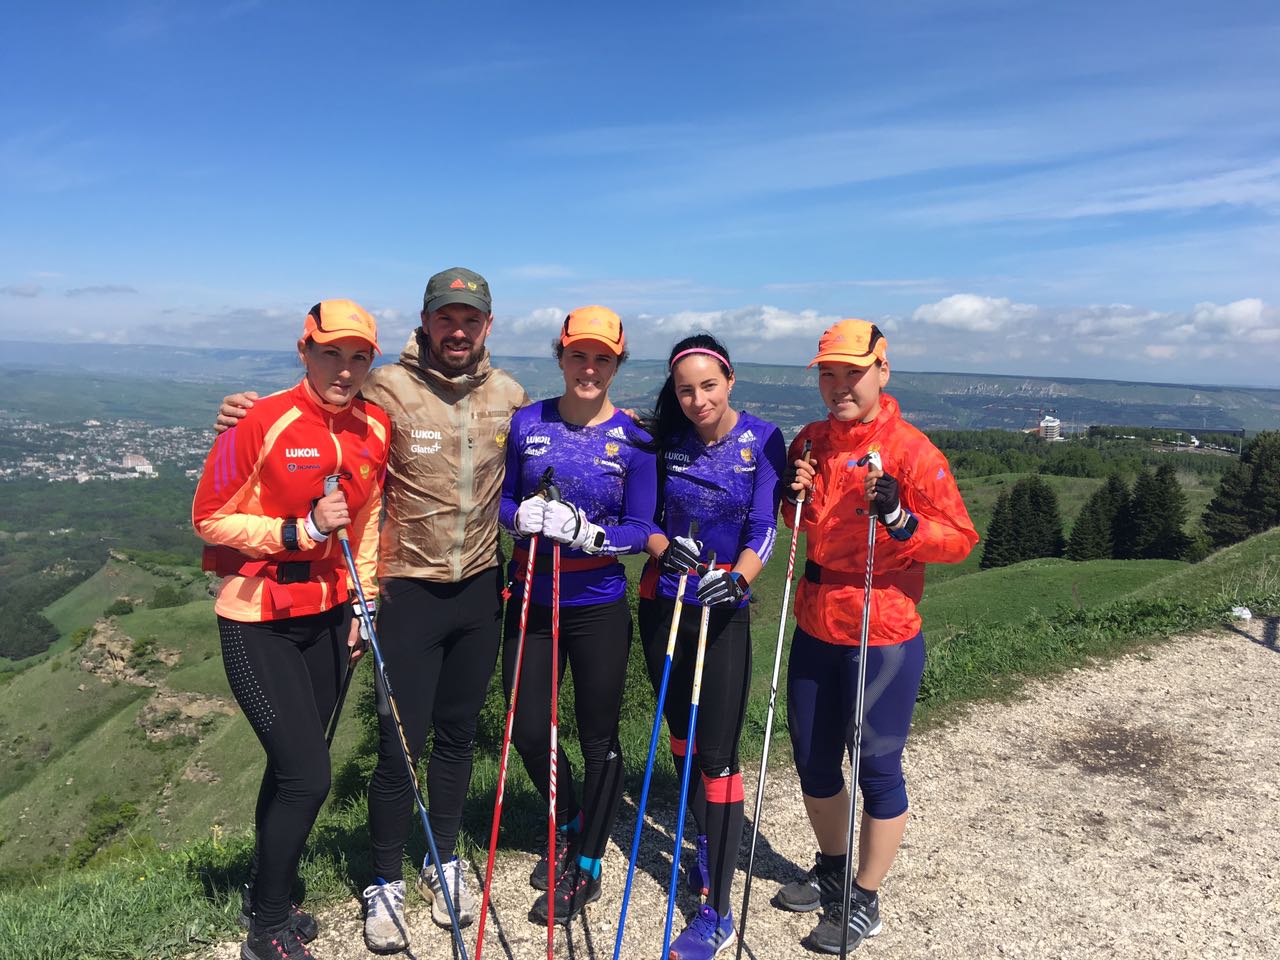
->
[425,332,485,373]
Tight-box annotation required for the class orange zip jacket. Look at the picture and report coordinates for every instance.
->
[783,393,978,646]
[192,378,390,623]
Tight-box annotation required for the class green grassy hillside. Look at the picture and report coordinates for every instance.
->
[1,525,1276,958]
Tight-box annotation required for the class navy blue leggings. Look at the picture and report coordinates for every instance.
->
[786,627,925,819]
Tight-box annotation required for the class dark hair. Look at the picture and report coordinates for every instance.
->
[552,339,630,365]
[646,333,734,451]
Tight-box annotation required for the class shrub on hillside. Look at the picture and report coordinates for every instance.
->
[104,598,134,617]
[151,584,185,609]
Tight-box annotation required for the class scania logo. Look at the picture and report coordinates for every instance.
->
[286,447,320,458]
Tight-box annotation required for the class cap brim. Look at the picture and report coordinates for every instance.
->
[561,333,624,356]
[425,291,492,315]
[808,352,879,368]
[309,328,380,354]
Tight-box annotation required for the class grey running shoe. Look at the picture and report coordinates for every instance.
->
[804,885,882,954]
[362,880,409,952]
[417,858,476,928]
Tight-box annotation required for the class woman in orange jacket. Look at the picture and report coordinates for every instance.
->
[192,300,389,960]
[774,319,977,954]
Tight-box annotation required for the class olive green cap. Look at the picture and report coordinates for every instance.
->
[422,267,492,315]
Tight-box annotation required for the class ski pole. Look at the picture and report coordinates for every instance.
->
[839,452,880,960]
[736,439,811,959]
[662,551,717,959]
[476,468,556,960]
[614,521,698,960]
[547,482,564,956]
[322,475,360,749]
[326,477,470,960]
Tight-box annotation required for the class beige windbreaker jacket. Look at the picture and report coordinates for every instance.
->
[361,329,529,583]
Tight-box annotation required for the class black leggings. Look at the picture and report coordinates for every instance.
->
[639,597,751,915]
[367,570,503,881]
[219,607,347,931]
[502,596,632,861]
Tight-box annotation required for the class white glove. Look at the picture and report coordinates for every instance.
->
[570,512,608,554]
[514,496,547,536]
[541,500,581,544]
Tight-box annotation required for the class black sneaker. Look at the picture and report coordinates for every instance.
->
[804,886,882,954]
[529,828,579,891]
[773,853,841,913]
[530,864,601,926]
[238,884,319,942]
[241,920,316,960]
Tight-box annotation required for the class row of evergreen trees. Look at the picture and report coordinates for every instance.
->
[978,431,1280,568]
[980,463,1191,568]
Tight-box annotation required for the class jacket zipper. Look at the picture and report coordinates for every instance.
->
[453,392,472,581]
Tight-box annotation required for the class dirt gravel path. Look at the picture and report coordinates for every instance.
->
[207,617,1280,960]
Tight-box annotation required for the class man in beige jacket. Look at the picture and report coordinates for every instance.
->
[217,268,528,951]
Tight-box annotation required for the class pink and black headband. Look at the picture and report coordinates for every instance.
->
[669,347,733,375]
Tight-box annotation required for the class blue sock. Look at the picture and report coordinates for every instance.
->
[576,855,601,879]
[559,811,584,834]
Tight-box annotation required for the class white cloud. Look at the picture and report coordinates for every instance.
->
[912,293,1037,332]
[1184,298,1280,344]
[2,283,41,297]
[65,284,138,297]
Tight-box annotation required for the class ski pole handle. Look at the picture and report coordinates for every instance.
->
[323,473,350,543]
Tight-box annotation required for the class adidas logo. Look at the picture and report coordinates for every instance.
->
[606,425,627,440]
[738,429,756,443]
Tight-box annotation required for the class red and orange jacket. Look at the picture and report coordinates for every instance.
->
[192,379,390,623]
[783,394,977,647]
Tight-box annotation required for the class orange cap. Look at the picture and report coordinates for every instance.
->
[560,305,625,355]
[302,299,380,354]
[808,319,887,368]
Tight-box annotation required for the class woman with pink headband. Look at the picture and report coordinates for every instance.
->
[636,333,787,958]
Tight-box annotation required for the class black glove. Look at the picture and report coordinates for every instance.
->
[696,569,747,606]
[783,462,803,504]
[869,472,902,524]
[660,535,703,575]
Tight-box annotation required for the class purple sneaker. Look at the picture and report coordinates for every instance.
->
[669,904,736,959]
[686,834,710,899]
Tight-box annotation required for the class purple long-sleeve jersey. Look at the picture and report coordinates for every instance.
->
[500,398,657,606]
[650,411,786,608]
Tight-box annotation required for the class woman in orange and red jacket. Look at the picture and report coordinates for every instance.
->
[773,319,977,954]
[192,300,389,960]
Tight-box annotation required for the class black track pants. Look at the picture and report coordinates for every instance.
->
[219,607,347,931]
[502,596,632,861]
[639,596,751,915]
[366,569,503,881]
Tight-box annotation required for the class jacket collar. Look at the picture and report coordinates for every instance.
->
[824,392,902,448]
[298,376,355,417]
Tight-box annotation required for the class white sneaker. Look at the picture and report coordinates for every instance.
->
[362,879,409,951]
[417,858,477,928]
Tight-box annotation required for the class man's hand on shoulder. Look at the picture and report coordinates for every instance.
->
[214,392,258,434]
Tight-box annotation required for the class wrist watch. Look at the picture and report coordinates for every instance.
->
[282,517,300,552]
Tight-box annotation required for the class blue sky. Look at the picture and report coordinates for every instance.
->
[2,0,1278,385]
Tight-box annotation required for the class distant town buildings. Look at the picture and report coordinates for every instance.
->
[1039,415,1063,441]
[0,419,207,482]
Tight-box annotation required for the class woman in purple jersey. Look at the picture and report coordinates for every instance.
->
[498,305,658,925]
[637,333,786,959]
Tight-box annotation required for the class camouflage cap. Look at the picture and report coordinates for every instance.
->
[423,267,492,315]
